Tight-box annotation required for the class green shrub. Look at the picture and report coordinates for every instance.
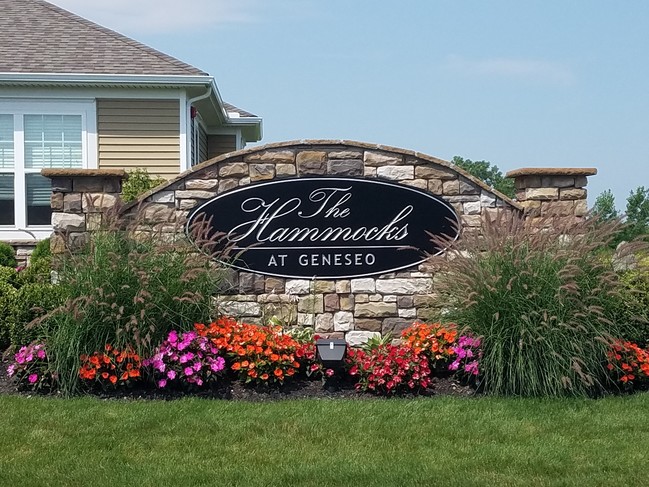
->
[429,212,644,397]
[44,219,226,394]
[618,260,649,346]
[6,283,66,348]
[121,168,166,203]
[16,256,52,286]
[0,242,17,268]
[0,281,18,351]
[30,238,51,262]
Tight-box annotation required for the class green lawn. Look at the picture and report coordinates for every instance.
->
[1,394,648,487]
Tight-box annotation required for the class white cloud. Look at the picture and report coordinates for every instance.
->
[445,55,576,86]
[49,0,261,33]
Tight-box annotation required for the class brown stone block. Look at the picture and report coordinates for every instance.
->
[382,318,412,336]
[520,200,542,217]
[265,277,285,293]
[542,176,575,188]
[218,179,239,193]
[414,165,456,180]
[186,179,219,190]
[574,176,588,188]
[397,296,414,308]
[314,280,336,293]
[459,178,480,195]
[324,294,340,312]
[81,193,118,213]
[574,199,588,216]
[355,319,382,332]
[73,177,104,192]
[219,162,249,178]
[239,272,265,294]
[327,159,363,176]
[541,201,574,217]
[329,150,363,159]
[355,302,397,317]
[364,151,402,166]
[276,164,297,177]
[50,177,72,192]
[339,294,354,311]
[250,164,275,181]
[297,151,327,175]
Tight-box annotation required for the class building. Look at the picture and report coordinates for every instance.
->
[0,0,262,248]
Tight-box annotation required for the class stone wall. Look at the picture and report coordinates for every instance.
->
[42,140,596,345]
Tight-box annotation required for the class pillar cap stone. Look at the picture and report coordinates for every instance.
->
[41,168,127,179]
[506,167,597,178]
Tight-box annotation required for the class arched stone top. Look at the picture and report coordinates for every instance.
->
[122,139,523,214]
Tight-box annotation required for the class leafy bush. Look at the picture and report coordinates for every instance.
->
[0,242,16,268]
[44,221,226,395]
[6,283,66,348]
[30,238,51,262]
[121,168,166,203]
[429,212,643,397]
[0,280,17,350]
[617,262,649,346]
[145,329,225,389]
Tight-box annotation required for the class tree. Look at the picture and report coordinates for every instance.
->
[451,156,516,199]
[593,186,649,245]
[592,189,619,222]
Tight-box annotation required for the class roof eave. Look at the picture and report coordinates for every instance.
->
[0,72,215,87]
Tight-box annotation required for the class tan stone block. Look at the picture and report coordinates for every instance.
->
[335,280,351,293]
[355,302,397,318]
[459,179,480,195]
[177,199,198,210]
[364,167,377,177]
[219,162,249,177]
[218,179,239,193]
[414,165,456,180]
[462,214,482,227]
[86,213,102,231]
[175,190,217,200]
[339,294,354,311]
[442,180,460,195]
[541,201,574,217]
[264,277,285,293]
[574,199,588,217]
[250,164,275,181]
[82,193,117,213]
[427,179,443,194]
[559,188,587,200]
[50,233,66,254]
[63,193,82,213]
[51,192,64,211]
[525,187,559,200]
[142,204,175,223]
[296,151,327,164]
[315,313,334,333]
[314,280,336,293]
[276,164,297,176]
[402,179,428,190]
[376,165,414,180]
[520,200,542,217]
[364,151,402,166]
[298,295,324,314]
[185,179,219,190]
[52,212,85,232]
[355,294,369,304]
[244,150,295,163]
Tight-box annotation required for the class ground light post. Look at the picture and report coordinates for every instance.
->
[315,338,347,391]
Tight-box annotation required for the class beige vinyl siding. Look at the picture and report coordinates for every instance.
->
[207,134,236,160]
[97,99,180,179]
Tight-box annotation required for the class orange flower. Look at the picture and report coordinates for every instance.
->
[260,373,269,380]
[232,362,241,371]
[101,372,109,379]
[274,368,283,378]
[109,375,117,384]
[120,372,129,381]
[270,354,280,362]
[128,369,140,378]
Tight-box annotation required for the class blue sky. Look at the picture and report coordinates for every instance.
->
[53,0,649,208]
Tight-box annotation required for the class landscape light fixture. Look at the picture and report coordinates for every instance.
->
[315,338,347,391]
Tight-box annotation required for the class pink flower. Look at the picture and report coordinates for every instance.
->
[7,365,15,377]
[184,366,194,376]
[158,379,167,388]
[167,370,176,380]
[28,374,38,384]
[325,368,335,377]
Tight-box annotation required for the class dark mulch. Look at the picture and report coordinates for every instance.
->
[0,353,477,402]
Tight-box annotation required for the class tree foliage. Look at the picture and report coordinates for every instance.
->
[593,186,649,244]
[451,156,516,198]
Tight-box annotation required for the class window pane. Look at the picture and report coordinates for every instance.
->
[24,114,82,169]
[0,174,15,225]
[26,174,51,226]
[0,115,13,169]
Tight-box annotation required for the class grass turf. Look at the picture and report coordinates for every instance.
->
[0,394,648,486]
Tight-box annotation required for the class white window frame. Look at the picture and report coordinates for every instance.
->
[0,100,97,240]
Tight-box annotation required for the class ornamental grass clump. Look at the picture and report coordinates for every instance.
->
[429,211,646,397]
[42,212,227,395]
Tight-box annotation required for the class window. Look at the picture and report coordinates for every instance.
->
[0,101,96,237]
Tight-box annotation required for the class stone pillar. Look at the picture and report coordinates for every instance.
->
[505,168,596,223]
[41,169,127,253]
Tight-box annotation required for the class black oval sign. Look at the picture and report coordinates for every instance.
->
[186,177,460,279]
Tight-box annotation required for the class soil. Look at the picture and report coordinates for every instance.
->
[0,353,477,402]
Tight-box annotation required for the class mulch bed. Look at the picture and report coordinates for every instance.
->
[0,354,477,402]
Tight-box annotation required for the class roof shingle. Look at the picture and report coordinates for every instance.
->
[0,0,207,75]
